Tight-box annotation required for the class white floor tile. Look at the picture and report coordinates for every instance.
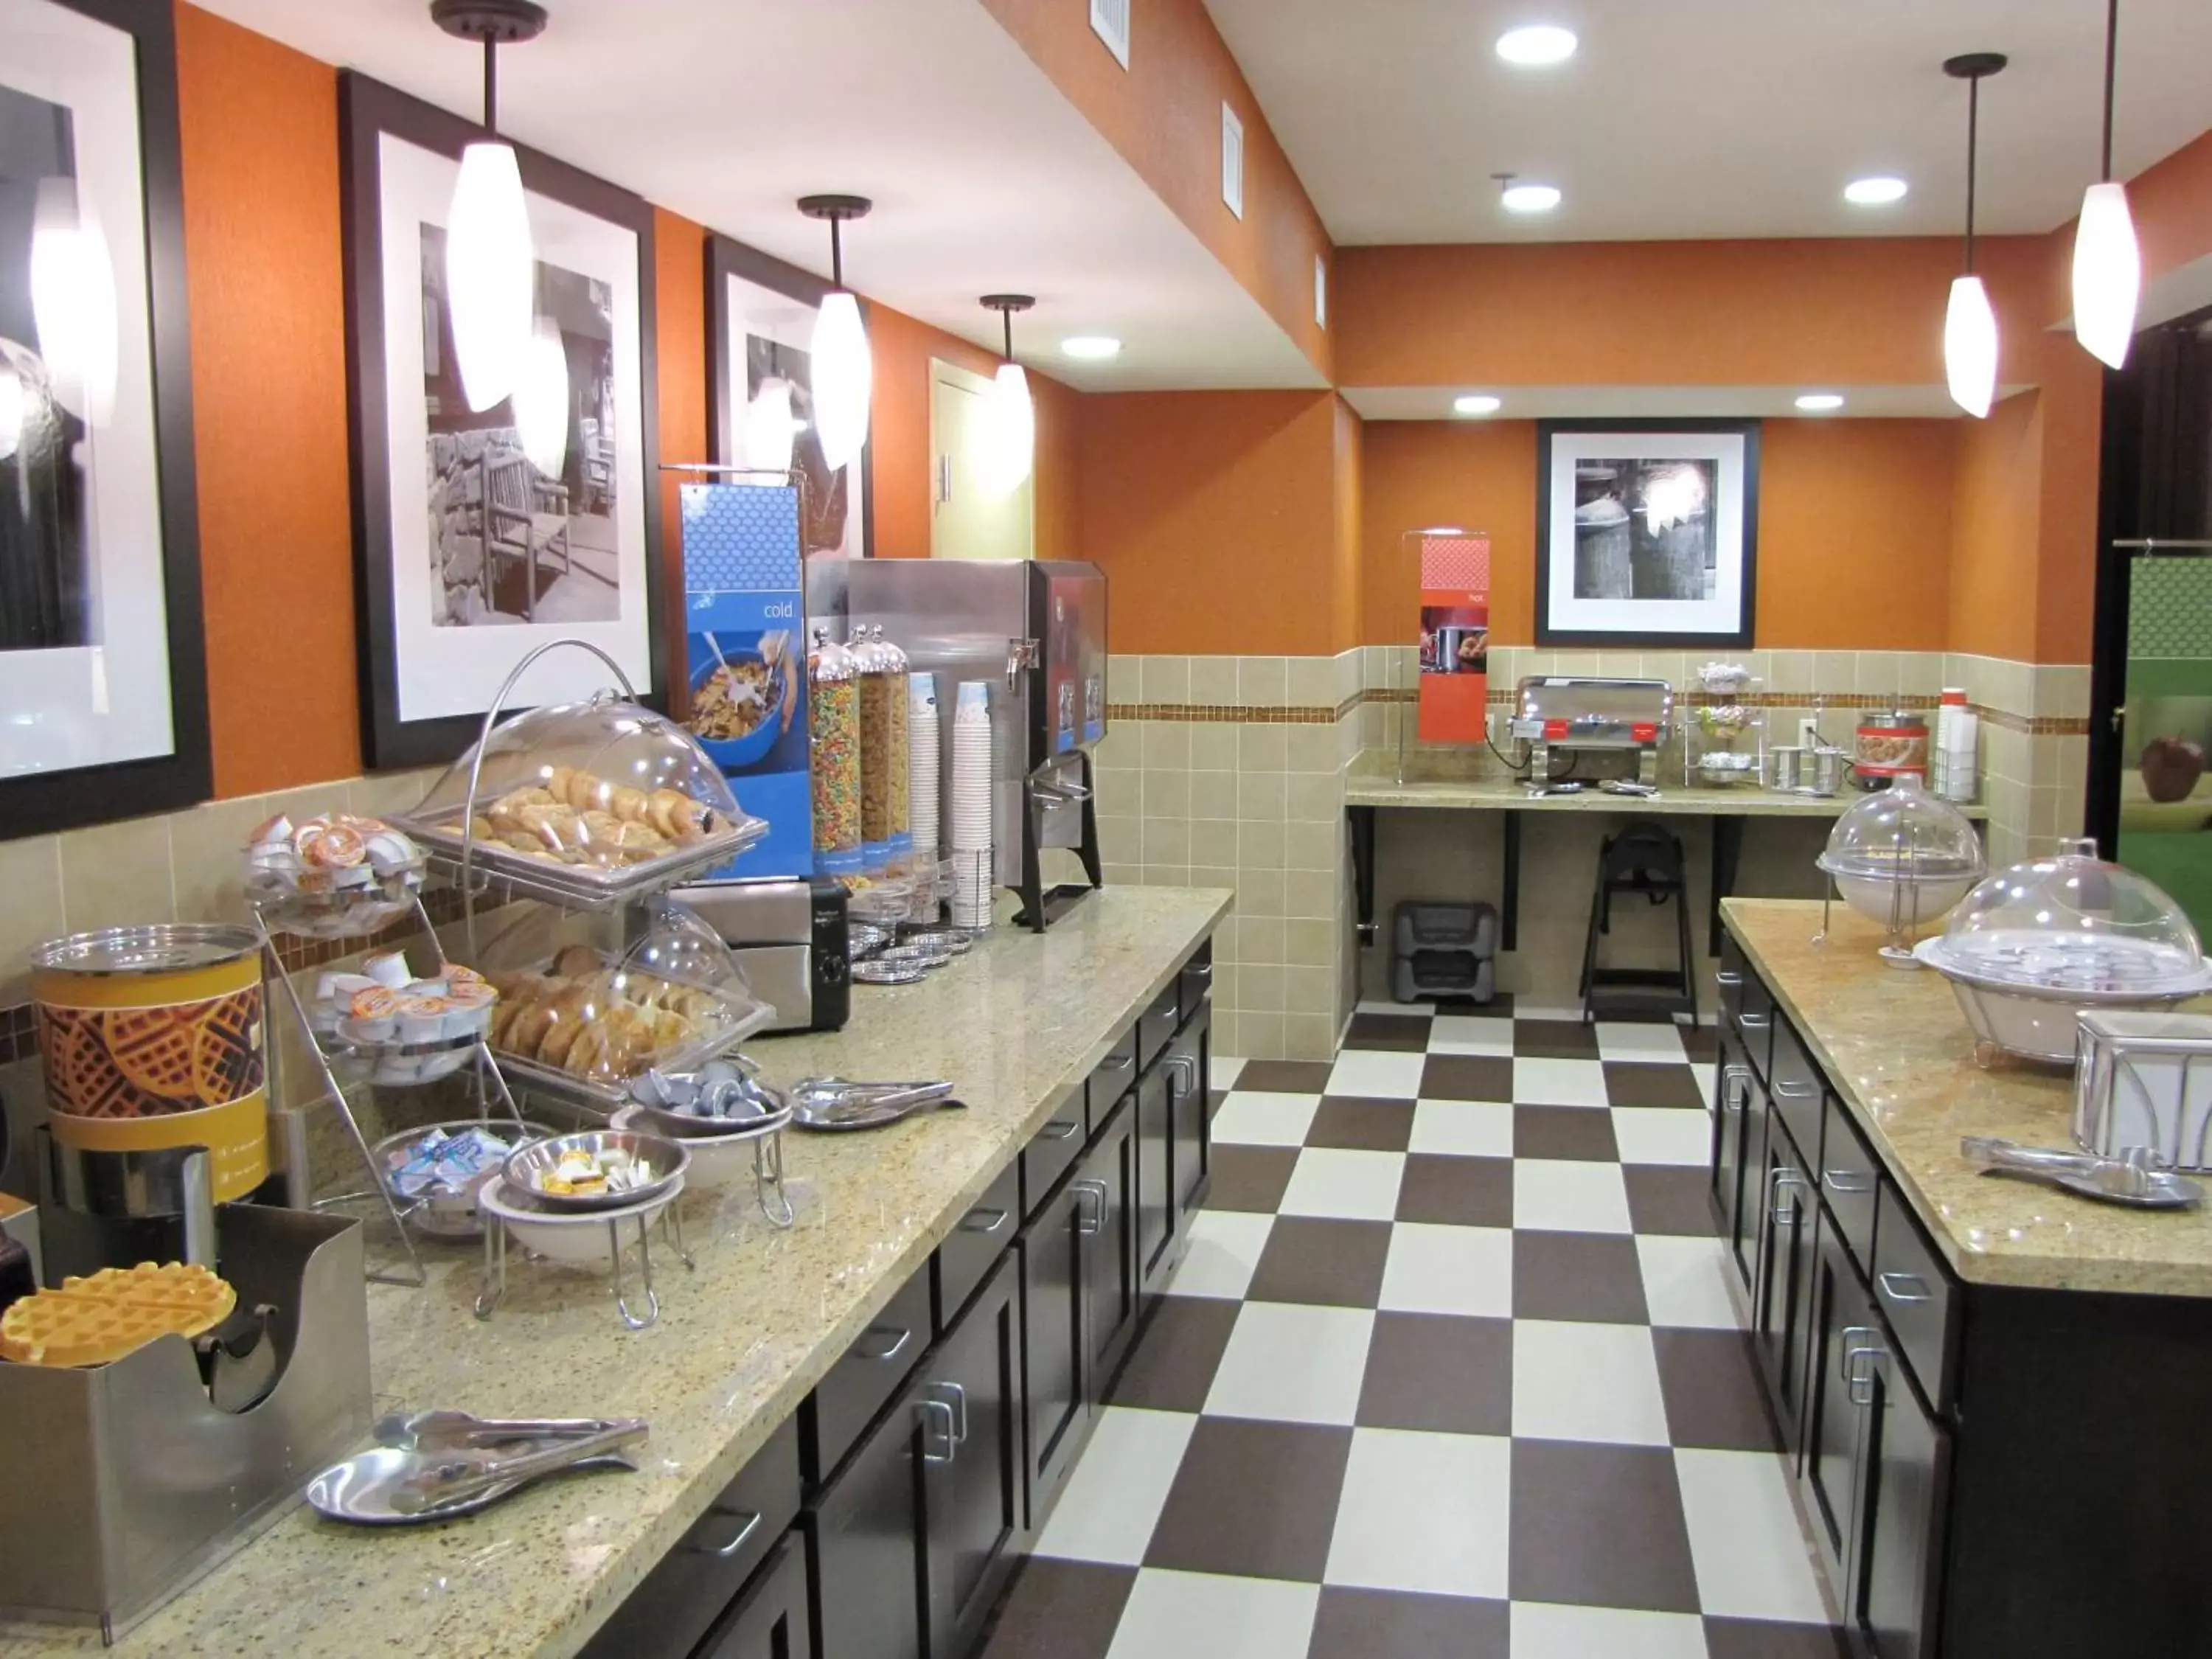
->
[1509,1601,1709,1659]
[1612,1107,1714,1166]
[1513,1057,1611,1107]
[1513,1002,1588,1023]
[1378,1222,1514,1318]
[1408,1099,1516,1158]
[1325,1427,1512,1598]
[1512,1159,1633,1234]
[1326,1049,1428,1099]
[1357,999,1420,1015]
[1278,1147,1405,1221]
[1430,1015,1515,1057]
[1674,1448,1834,1623]
[1212,1055,1249,1089]
[1034,1407,1197,1565]
[1638,1235,1743,1330]
[1106,1569,1320,1659]
[1211,1091,1322,1147]
[1165,1211,1275,1300]
[1511,1321,1672,1445]
[1204,1302,1375,1425]
[1691,1062,1719,1101]
[1596,1021,1690,1063]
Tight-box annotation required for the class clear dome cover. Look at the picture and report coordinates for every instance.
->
[1929,838,2211,995]
[1818,773,1986,881]
[400,691,765,900]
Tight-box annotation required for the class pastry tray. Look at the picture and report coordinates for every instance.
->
[493,995,776,1116]
[399,807,769,911]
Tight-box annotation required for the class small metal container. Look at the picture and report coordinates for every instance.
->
[1806,747,1848,796]
[1764,746,1803,790]
[2074,1012,2212,1170]
[501,1130,688,1213]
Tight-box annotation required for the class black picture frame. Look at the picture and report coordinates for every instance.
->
[0,0,209,838]
[1534,417,1761,650]
[338,71,665,771]
[705,232,874,558]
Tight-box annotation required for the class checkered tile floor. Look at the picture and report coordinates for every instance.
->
[978,998,1845,1659]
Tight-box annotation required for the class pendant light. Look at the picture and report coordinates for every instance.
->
[1943,52,2006,420]
[29,176,117,425]
[433,0,545,413]
[978,294,1036,498]
[799,195,874,473]
[512,315,569,476]
[2072,0,2140,369]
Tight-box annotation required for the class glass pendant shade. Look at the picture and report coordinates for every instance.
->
[1944,275,1999,419]
[810,290,872,473]
[29,176,117,425]
[446,141,535,412]
[2071,181,2141,370]
[513,316,569,476]
[744,378,798,473]
[978,363,1034,497]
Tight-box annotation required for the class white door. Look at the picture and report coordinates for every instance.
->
[931,358,1034,560]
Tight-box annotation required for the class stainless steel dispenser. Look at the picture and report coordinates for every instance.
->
[844,560,1107,929]
[1505,675,1676,787]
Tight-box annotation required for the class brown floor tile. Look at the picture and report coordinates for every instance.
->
[1624,1165,1719,1236]
[1653,1328,1781,1451]
[1682,1023,1722,1062]
[1307,1587,1509,1658]
[1307,1096,1417,1151]
[1343,1013,1433,1052]
[1107,1296,1241,1413]
[1425,992,1514,1017]
[1355,1312,1512,1436]
[1514,1019,1602,1059]
[1237,1060,1336,1093]
[1509,1440,1700,1612]
[1207,1144,1301,1212]
[975,1557,1137,1659]
[1248,1217,1394,1308]
[1145,1417,1352,1582]
[1512,1231,1650,1324]
[1604,1061,1710,1110]
[1396,1153,1514,1227]
[1703,1617,1851,1658]
[1514,1104,1622,1161]
[1208,1088,1229,1120]
[1420,1054,1515,1101]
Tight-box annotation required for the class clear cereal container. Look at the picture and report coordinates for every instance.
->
[809,628,863,878]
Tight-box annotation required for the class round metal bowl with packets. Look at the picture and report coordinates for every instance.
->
[501,1130,687,1213]
[374,1120,545,1239]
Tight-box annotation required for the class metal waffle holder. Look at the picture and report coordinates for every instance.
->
[0,1206,370,1641]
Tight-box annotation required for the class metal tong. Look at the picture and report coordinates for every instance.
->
[789,1078,960,1130]
[1960,1137,2205,1210]
[383,1415,650,1515]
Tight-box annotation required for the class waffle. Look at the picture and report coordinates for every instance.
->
[102,1007,201,1107]
[191,987,265,1104]
[0,1262,237,1368]
[35,1005,139,1119]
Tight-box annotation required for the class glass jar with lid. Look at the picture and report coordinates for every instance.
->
[1815,773,1986,961]
[808,628,861,878]
[855,624,910,874]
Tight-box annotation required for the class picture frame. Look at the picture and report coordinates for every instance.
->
[0,0,209,836]
[338,71,664,771]
[706,232,872,560]
[1534,418,1761,649]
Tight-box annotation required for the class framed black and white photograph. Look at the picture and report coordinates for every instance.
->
[340,72,663,769]
[0,0,208,835]
[1536,419,1760,648]
[707,234,870,560]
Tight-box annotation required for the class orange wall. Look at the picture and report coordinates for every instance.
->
[2112,127,2212,291]
[1079,392,1340,655]
[981,0,1332,380]
[1330,398,1363,657]
[1948,390,2042,662]
[1360,417,1957,650]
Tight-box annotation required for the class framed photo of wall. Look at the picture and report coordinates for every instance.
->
[338,72,664,770]
[0,0,209,836]
[706,233,871,560]
[1535,418,1761,649]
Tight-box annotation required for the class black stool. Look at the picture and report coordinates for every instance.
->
[1579,820,1698,1024]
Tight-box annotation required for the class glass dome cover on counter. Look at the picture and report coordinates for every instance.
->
[1815,774,1986,958]
[398,689,766,904]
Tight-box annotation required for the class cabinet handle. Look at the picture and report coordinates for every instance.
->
[1840,1324,1876,1382]
[961,1206,1011,1234]
[1774,1080,1816,1099]
[1186,961,1214,981]
[692,1504,762,1560]
[856,1324,913,1363]
[1877,1270,1934,1306]
[1768,1166,1804,1225]
[1040,1119,1082,1142]
[1164,1055,1197,1093]
[925,1380,970,1444]
[916,1397,956,1464]
[1844,1337,1888,1407]
[1720,1065,1749,1114]
[1739,1013,1772,1030]
[1716,970,1745,987]
[1822,1168,1874,1196]
[1071,1179,1107,1236]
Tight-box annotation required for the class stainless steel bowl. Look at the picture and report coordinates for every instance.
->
[501,1130,688,1213]
[374,1119,547,1239]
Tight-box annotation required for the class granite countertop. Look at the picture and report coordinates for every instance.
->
[1346,768,1989,820]
[1723,898,2212,1298]
[0,886,1228,1659]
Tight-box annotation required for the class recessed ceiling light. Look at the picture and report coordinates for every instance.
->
[1453,394,1503,416]
[1060,335,1121,360]
[1500,182,1562,214]
[1795,393,1846,412]
[1496,24,1577,66]
[1844,175,1909,206]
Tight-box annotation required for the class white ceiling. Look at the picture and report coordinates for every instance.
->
[1343,384,2031,422]
[192,0,1326,392]
[1203,0,2212,246]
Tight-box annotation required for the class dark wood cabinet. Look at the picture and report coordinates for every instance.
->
[1750,1096,1817,1453]
[1801,1208,1874,1601]
[1710,1046,1753,1286]
[700,1533,813,1659]
[919,1253,1025,1659]
[1081,1092,1141,1386]
[1134,1063,1176,1294]
[1166,1005,1211,1218]
[1020,1175,1086,1530]
[1729,1062,1770,1294]
[1857,1340,1949,1659]
[810,1383,925,1659]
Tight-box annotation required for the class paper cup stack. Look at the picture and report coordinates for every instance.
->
[908,672,940,866]
[950,681,995,928]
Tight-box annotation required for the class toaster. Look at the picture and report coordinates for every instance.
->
[672,879,850,1035]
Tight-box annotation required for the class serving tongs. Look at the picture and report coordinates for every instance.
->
[789,1078,961,1131]
[374,1408,638,1452]
[386,1417,650,1515]
[307,1414,650,1525]
[1961,1137,2205,1210]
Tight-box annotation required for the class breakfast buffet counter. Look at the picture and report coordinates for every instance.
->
[0,886,1231,1659]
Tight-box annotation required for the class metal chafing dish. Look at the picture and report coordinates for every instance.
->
[1506,676,1675,788]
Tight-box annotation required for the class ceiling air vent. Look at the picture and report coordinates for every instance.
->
[1221,102,1245,220]
[1090,0,1130,69]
